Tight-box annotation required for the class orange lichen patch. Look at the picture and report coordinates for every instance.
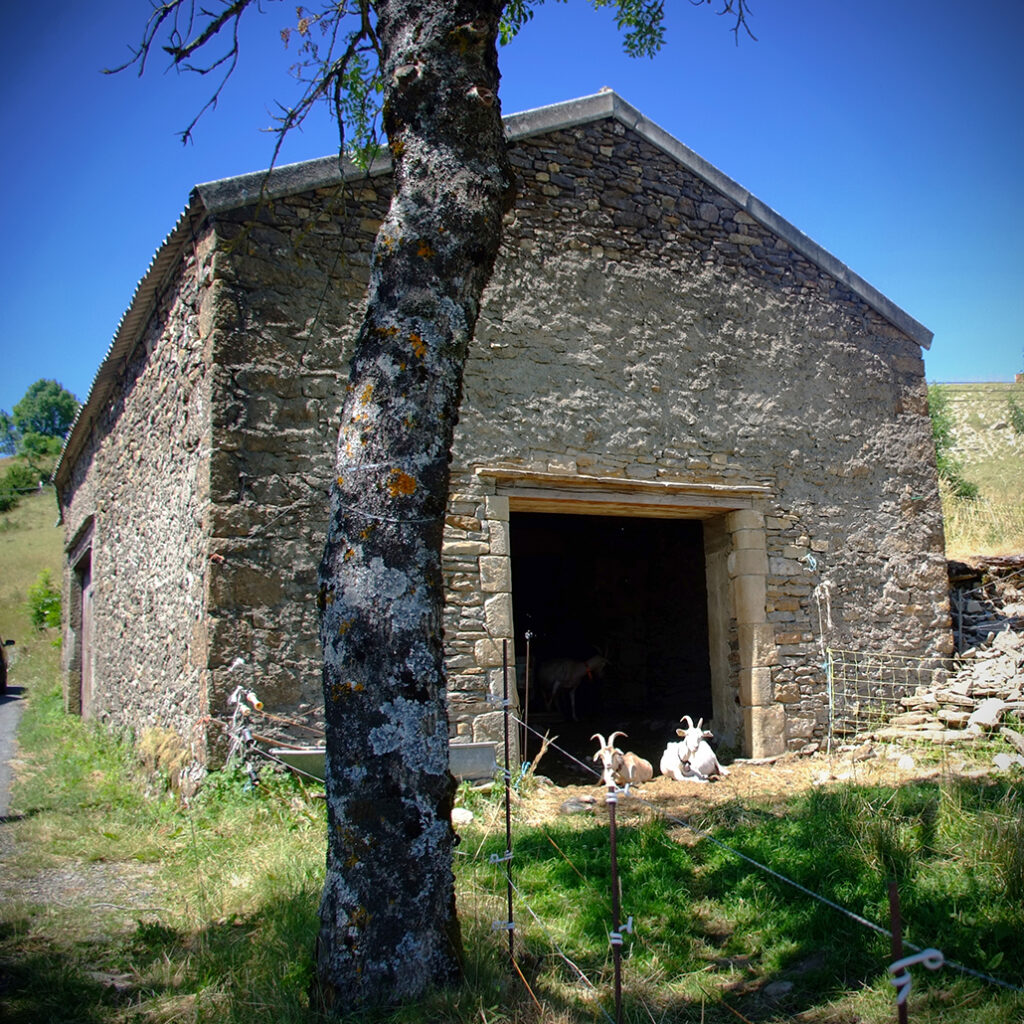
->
[417,239,436,259]
[387,469,417,497]
[373,324,399,337]
[338,619,353,636]
[359,383,374,405]
[409,332,427,359]
[389,138,405,158]
[328,679,365,701]
[337,475,344,487]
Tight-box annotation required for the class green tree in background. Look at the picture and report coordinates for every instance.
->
[0,411,16,455]
[10,379,79,439]
[26,569,62,630]
[0,379,79,510]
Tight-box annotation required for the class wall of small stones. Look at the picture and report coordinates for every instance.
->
[59,114,952,757]
[57,234,215,752]
[442,120,951,750]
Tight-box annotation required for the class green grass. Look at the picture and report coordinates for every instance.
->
[456,783,1024,1024]
[932,382,1024,555]
[2,681,326,1024]
[5,680,1023,1023]
[3,445,1024,1023]
[0,488,63,641]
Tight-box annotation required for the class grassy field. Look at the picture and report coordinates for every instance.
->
[934,381,1024,558]
[0,488,64,695]
[2,488,1024,1022]
[2,680,1023,1023]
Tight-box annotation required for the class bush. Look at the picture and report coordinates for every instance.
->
[0,462,40,512]
[1008,396,1024,436]
[928,385,979,498]
[26,569,61,630]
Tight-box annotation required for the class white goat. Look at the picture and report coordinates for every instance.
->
[591,731,654,788]
[539,653,608,721]
[675,715,730,781]
[659,738,693,781]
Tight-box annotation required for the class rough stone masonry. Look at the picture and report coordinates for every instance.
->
[54,92,950,766]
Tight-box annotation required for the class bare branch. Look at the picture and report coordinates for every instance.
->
[712,0,758,44]
[162,0,257,64]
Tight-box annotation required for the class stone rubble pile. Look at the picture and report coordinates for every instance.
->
[873,558,1024,767]
[948,556,1024,650]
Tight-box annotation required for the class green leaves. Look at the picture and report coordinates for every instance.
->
[592,0,666,58]
[9,378,79,441]
[501,0,665,56]
[26,568,61,631]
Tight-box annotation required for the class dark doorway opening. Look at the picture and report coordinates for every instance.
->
[510,511,713,783]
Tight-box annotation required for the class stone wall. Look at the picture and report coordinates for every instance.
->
[59,111,951,758]
[442,119,950,752]
[58,232,215,752]
[197,180,393,721]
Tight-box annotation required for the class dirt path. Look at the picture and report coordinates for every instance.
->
[513,742,978,829]
[0,684,25,820]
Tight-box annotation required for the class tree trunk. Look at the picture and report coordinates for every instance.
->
[314,0,513,1009]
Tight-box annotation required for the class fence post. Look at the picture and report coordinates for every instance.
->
[826,649,835,755]
[523,630,533,765]
[502,640,515,969]
[607,783,624,1024]
[888,881,909,1024]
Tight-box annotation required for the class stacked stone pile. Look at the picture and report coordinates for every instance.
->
[948,556,1024,651]
[866,556,1024,762]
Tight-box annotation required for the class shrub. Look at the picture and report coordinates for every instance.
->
[0,462,40,513]
[26,569,61,630]
[1008,396,1024,436]
[928,385,979,498]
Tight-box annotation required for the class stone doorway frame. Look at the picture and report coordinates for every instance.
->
[64,516,95,718]
[474,468,785,759]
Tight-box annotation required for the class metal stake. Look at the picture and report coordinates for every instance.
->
[889,880,909,1024]
[502,640,515,969]
[607,785,623,1024]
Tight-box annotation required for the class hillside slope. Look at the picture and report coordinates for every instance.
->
[935,381,1024,503]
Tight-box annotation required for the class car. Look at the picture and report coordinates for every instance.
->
[0,636,13,695]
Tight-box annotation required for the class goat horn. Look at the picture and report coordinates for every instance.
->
[680,715,694,729]
[591,733,607,748]
[608,731,627,746]
[696,718,703,730]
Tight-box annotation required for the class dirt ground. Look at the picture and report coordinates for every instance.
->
[511,741,987,829]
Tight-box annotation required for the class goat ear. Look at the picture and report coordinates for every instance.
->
[676,729,685,737]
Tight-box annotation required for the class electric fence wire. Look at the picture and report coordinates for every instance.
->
[502,873,618,1024]
[511,713,1024,998]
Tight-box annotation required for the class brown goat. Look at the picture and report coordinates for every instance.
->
[591,731,654,788]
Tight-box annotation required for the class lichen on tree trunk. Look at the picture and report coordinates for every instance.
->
[314,0,514,1009]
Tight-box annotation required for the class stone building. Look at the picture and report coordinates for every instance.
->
[54,92,951,769]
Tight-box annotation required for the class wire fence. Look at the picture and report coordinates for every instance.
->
[221,652,1023,1022]
[464,705,1022,1023]
[825,648,946,747]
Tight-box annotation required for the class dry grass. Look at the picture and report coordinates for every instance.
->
[942,493,1024,560]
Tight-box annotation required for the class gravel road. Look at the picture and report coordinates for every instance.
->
[0,684,25,818]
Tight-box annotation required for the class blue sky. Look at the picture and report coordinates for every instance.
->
[1,0,1022,415]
